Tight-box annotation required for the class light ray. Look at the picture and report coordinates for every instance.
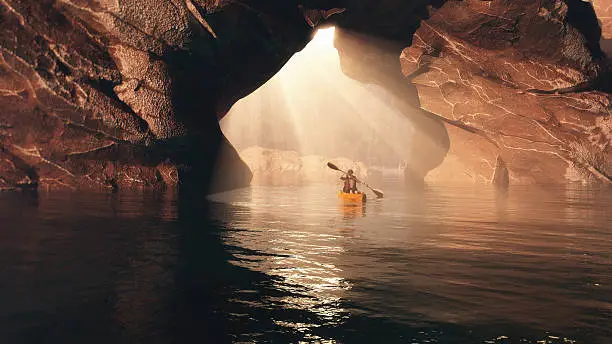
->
[220,26,416,183]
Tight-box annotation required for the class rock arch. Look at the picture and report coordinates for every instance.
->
[0,0,609,192]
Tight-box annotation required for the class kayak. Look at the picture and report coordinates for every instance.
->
[338,191,367,203]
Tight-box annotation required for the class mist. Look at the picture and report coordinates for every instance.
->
[220,28,415,185]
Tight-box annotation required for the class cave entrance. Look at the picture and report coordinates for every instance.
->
[220,27,415,186]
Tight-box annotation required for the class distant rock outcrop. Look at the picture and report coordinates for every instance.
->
[240,146,367,186]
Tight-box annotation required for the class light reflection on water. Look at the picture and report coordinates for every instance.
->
[209,183,612,344]
[0,183,610,343]
[219,187,353,342]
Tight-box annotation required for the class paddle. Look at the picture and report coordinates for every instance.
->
[327,162,384,198]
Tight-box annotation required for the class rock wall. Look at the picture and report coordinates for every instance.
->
[593,0,612,56]
[399,0,612,185]
[0,0,442,192]
[1,0,610,191]
[0,0,317,192]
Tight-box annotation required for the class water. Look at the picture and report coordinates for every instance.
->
[0,183,610,344]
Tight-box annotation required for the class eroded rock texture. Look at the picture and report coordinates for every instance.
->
[0,0,445,191]
[0,0,610,191]
[0,0,317,191]
[401,0,612,185]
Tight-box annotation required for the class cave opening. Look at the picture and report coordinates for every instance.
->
[219,27,416,186]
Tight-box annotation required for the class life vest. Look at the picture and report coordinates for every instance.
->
[343,177,351,191]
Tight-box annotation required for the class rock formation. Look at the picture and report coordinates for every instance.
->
[0,0,316,192]
[399,0,612,185]
[593,0,612,56]
[1,0,610,192]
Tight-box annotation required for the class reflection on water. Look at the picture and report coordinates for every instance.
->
[219,188,353,342]
[0,183,610,344]
[340,204,365,219]
[209,184,612,344]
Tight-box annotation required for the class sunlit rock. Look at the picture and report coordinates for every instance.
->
[0,0,309,192]
[1,0,611,191]
[400,0,612,185]
[333,29,450,187]
[592,0,612,55]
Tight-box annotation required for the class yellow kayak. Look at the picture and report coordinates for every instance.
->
[338,191,367,203]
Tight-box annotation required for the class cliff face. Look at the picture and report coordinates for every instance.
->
[399,0,612,185]
[593,0,612,56]
[0,0,610,191]
[0,0,315,191]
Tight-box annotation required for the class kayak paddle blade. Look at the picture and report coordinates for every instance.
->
[327,162,341,171]
[372,189,384,198]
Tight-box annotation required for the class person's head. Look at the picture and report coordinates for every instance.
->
[348,169,354,175]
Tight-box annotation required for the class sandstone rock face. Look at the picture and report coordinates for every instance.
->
[0,0,317,191]
[1,0,610,191]
[332,27,450,187]
[400,0,612,185]
[328,0,610,186]
[0,0,441,192]
[593,0,612,55]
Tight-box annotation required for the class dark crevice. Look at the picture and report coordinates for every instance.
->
[64,122,131,145]
[526,81,593,94]
[479,70,521,90]
[563,0,612,93]
[189,0,208,17]
[419,108,499,147]
[80,77,151,134]
[55,57,72,76]
[526,77,612,95]
[564,0,605,60]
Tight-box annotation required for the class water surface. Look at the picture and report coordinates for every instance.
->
[0,183,610,343]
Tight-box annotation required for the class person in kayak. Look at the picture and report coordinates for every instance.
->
[341,169,359,193]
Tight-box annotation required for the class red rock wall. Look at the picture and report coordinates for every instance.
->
[593,0,612,56]
[1,0,610,191]
[0,0,314,191]
[400,0,612,185]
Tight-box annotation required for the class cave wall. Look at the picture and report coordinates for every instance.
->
[328,0,611,186]
[1,0,611,191]
[0,0,447,192]
[593,0,612,56]
[332,29,450,186]
[400,0,612,185]
[0,0,318,192]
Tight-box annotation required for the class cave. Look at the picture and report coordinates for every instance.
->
[0,0,610,193]
[2,2,612,343]
[219,27,449,187]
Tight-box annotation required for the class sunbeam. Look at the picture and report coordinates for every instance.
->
[220,27,415,186]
